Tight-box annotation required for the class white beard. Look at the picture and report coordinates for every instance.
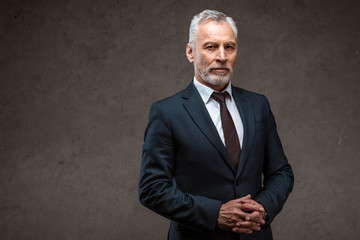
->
[195,63,233,88]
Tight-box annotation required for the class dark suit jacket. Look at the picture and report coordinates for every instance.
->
[139,82,294,240]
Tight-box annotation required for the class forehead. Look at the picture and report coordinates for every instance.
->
[196,20,236,43]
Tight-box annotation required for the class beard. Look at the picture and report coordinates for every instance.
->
[195,62,233,89]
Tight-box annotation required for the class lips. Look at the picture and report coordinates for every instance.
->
[212,68,229,71]
[211,68,229,74]
[210,65,230,71]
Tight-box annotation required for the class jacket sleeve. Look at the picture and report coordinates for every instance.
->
[254,96,294,224]
[138,102,222,233]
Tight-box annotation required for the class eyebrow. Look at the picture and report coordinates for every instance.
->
[203,41,218,46]
[203,41,236,46]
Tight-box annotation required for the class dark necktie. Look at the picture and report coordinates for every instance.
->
[212,92,241,170]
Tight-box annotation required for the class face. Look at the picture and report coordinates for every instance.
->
[186,20,237,91]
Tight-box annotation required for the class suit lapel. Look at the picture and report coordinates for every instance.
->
[182,83,236,173]
[232,86,255,178]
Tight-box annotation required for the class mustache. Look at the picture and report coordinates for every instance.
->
[209,64,232,71]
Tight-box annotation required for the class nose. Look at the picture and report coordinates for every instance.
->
[216,46,227,63]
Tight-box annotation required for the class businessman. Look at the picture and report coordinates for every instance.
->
[139,10,294,240]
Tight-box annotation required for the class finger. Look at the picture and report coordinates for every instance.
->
[238,203,263,213]
[241,194,251,200]
[236,221,259,228]
[232,227,253,234]
[236,221,261,231]
[225,209,255,222]
[232,194,251,203]
[248,211,260,220]
[229,206,260,221]
[236,211,261,222]
[250,202,264,212]
[228,209,251,221]
[239,199,263,208]
[256,218,266,225]
[239,199,255,204]
[252,215,266,225]
[247,201,265,212]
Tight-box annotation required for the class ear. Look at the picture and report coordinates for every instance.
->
[186,43,194,63]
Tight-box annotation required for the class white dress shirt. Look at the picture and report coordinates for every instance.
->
[193,77,244,147]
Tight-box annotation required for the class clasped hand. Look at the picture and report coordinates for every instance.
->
[217,194,266,234]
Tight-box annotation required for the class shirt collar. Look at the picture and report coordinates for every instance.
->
[193,77,233,104]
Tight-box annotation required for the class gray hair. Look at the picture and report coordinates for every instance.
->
[189,10,237,47]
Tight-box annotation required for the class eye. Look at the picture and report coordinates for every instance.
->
[225,45,235,51]
[205,45,217,51]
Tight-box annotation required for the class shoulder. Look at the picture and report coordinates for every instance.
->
[154,90,185,105]
[150,82,196,109]
[147,86,190,120]
[149,90,185,115]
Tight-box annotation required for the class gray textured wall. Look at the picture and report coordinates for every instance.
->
[1,0,359,239]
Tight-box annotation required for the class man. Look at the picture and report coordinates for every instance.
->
[139,10,294,240]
